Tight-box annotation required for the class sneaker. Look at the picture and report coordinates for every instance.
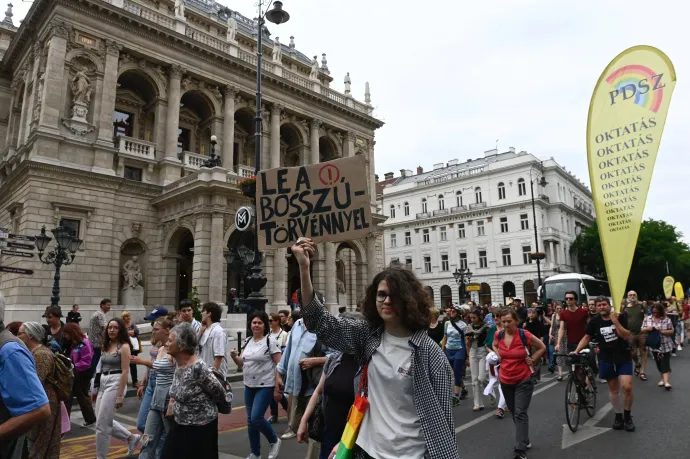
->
[671,352,677,357]
[268,438,282,459]
[82,420,95,428]
[612,416,624,430]
[624,417,635,432]
[127,434,141,456]
[452,396,462,407]
[513,452,527,459]
[495,408,505,419]
[548,366,555,374]
[526,443,532,449]
[268,415,278,424]
[245,455,260,459]
[678,345,683,351]
[459,389,468,400]
[280,428,296,439]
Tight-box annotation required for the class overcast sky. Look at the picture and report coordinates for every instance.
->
[7,0,689,240]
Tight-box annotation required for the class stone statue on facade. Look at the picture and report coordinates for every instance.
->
[227,13,237,42]
[123,256,143,290]
[344,72,351,95]
[309,56,319,80]
[71,67,92,105]
[174,0,185,18]
[272,37,282,63]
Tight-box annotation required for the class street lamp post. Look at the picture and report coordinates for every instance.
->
[528,161,548,291]
[201,135,221,168]
[453,267,473,304]
[34,226,83,307]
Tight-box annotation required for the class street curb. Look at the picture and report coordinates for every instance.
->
[123,373,244,398]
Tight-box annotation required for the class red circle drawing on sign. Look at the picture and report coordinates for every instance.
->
[319,164,340,186]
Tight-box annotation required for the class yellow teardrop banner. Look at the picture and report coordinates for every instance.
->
[663,276,675,298]
[674,282,684,300]
[587,46,676,311]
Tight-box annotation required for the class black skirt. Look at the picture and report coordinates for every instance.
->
[161,417,219,459]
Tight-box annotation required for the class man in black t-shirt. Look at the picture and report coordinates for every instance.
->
[573,296,635,432]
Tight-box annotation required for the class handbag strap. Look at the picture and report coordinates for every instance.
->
[357,364,369,397]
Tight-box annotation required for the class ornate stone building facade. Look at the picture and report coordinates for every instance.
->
[0,0,384,321]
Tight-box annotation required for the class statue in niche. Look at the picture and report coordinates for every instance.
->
[174,0,185,18]
[272,37,282,62]
[309,56,319,80]
[71,67,92,105]
[227,13,238,42]
[122,256,143,290]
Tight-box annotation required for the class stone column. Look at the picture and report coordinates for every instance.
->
[272,249,287,309]
[355,261,368,305]
[366,235,377,286]
[192,212,212,302]
[270,104,282,168]
[368,140,377,207]
[165,65,184,159]
[4,82,18,150]
[222,85,238,171]
[345,131,356,157]
[310,119,321,165]
[39,22,69,136]
[547,241,555,268]
[16,72,30,147]
[95,40,121,143]
[153,100,167,160]
[312,243,325,295]
[324,242,338,311]
[208,210,225,304]
[26,43,41,135]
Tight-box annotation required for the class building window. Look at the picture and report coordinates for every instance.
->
[520,214,529,230]
[59,219,80,239]
[475,187,482,203]
[113,111,134,137]
[404,202,409,216]
[498,182,506,200]
[500,217,509,233]
[424,256,431,273]
[456,191,463,207]
[523,245,532,264]
[178,127,191,154]
[440,226,447,241]
[390,205,395,219]
[458,223,466,239]
[390,233,397,248]
[390,258,400,265]
[421,199,427,213]
[405,231,412,246]
[477,220,485,236]
[124,166,143,182]
[478,250,487,268]
[405,257,412,268]
[459,252,468,270]
[518,178,526,196]
[441,254,449,271]
[438,194,445,210]
[502,248,512,266]
[422,229,430,243]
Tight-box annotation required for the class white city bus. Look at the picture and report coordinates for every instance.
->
[539,273,612,304]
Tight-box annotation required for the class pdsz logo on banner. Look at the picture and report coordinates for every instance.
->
[235,206,253,232]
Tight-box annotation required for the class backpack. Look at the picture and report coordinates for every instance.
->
[646,329,661,351]
[47,352,75,402]
[209,367,233,414]
[498,328,529,347]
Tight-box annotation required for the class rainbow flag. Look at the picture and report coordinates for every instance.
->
[334,395,369,459]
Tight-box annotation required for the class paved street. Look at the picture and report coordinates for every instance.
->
[61,351,690,458]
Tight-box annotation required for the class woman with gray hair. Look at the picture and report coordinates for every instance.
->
[161,322,227,459]
[17,322,62,458]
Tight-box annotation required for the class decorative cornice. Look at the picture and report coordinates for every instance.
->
[271,103,283,116]
[47,19,70,40]
[105,39,121,57]
[169,64,185,79]
[310,119,322,130]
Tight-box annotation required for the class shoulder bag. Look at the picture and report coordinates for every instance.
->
[334,364,369,459]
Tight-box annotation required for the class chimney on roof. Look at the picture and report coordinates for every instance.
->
[375,174,379,182]
[400,169,413,177]
[384,172,394,180]
[509,146,515,153]
[484,148,498,157]
[417,166,423,174]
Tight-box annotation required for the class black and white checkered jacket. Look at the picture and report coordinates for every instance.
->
[302,296,459,459]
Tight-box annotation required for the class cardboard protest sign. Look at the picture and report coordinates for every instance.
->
[256,155,373,250]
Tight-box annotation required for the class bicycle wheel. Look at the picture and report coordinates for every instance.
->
[585,369,597,417]
[565,376,580,432]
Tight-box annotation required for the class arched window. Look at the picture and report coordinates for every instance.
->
[421,198,428,213]
[475,187,482,203]
[389,204,395,219]
[498,182,506,200]
[438,194,445,210]
[456,191,463,207]
[404,201,409,216]
[517,178,526,196]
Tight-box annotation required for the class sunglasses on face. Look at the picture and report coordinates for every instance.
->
[566,297,575,301]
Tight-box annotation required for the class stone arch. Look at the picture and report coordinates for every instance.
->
[319,135,340,162]
[280,122,306,167]
[66,49,104,74]
[502,281,516,302]
[119,238,148,302]
[117,63,166,98]
[321,131,343,158]
[180,86,222,117]
[479,282,492,305]
[279,119,308,145]
[440,285,452,308]
[163,222,195,255]
[523,280,538,306]
[115,70,160,141]
[234,107,257,167]
[424,286,434,303]
[163,226,195,304]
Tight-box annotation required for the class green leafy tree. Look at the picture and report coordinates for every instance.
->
[187,286,202,322]
[573,219,690,300]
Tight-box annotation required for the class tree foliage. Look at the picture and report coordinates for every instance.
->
[572,219,690,300]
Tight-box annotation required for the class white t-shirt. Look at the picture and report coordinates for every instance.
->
[270,329,287,348]
[199,323,229,377]
[356,332,426,459]
[242,336,282,388]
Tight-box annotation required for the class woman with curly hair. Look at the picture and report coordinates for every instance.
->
[292,238,457,459]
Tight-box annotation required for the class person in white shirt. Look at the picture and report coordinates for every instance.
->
[198,302,228,378]
[230,312,282,459]
[178,300,201,334]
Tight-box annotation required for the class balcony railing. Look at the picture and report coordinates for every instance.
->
[283,69,313,89]
[236,164,254,178]
[123,0,174,29]
[116,136,155,160]
[324,87,346,105]
[416,212,430,219]
[433,209,449,216]
[182,151,207,169]
[185,27,229,53]
[469,202,487,209]
[451,205,468,213]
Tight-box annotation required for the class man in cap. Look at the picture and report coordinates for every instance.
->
[143,307,169,323]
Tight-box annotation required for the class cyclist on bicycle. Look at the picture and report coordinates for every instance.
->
[572,296,635,432]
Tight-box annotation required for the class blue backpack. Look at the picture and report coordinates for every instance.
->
[498,328,529,347]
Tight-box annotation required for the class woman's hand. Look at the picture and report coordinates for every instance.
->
[274,387,283,402]
[91,393,97,404]
[525,356,534,366]
[130,356,144,365]
[230,348,238,359]
[328,444,339,459]
[291,238,316,269]
[137,385,145,400]
[297,419,308,443]
[166,401,174,418]
[115,396,124,410]
[299,358,318,370]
